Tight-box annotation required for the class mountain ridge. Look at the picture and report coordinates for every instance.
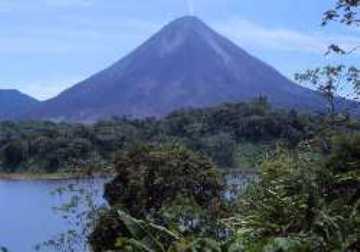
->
[22,16,354,122]
[0,89,39,120]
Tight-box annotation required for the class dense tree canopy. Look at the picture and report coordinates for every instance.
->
[88,131,360,251]
[0,99,320,174]
[90,144,225,252]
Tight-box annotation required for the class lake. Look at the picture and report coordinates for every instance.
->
[0,178,108,252]
[0,173,254,252]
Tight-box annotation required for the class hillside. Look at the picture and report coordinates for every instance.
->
[0,89,39,120]
[25,16,341,121]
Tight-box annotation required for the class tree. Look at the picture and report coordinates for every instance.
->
[1,140,28,171]
[294,1,360,117]
[228,135,360,251]
[36,179,107,252]
[91,209,240,252]
[294,65,360,115]
[296,0,360,116]
[103,144,223,216]
[199,132,237,167]
[323,0,360,55]
[323,0,360,27]
[90,144,224,251]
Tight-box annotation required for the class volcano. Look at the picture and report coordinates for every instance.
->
[0,89,39,120]
[25,16,340,122]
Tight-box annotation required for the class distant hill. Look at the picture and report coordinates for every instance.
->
[24,16,356,122]
[0,89,39,120]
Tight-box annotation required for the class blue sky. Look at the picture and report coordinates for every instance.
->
[1,0,359,100]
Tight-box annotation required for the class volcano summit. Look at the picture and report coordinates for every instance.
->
[26,16,333,121]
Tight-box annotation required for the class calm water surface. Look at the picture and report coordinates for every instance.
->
[0,179,107,252]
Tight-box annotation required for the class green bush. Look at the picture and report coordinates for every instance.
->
[230,134,360,251]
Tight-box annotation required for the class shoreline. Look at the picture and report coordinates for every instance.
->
[0,172,114,181]
[0,168,257,181]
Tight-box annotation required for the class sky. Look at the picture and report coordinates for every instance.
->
[1,0,360,100]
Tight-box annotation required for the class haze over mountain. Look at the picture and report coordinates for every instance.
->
[0,89,39,120]
[23,16,350,122]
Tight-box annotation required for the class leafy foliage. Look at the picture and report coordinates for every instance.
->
[100,131,360,252]
[323,0,360,27]
[92,209,230,252]
[104,144,223,214]
[296,65,360,113]
[229,134,360,251]
[90,144,226,252]
[36,179,108,252]
[0,99,316,173]
[322,0,360,55]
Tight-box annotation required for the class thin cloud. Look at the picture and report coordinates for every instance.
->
[0,18,160,54]
[213,18,360,55]
[2,14,360,99]
[185,0,195,15]
[4,76,87,101]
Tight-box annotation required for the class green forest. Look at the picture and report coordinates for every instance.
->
[0,97,322,175]
[5,94,357,252]
[31,103,360,251]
